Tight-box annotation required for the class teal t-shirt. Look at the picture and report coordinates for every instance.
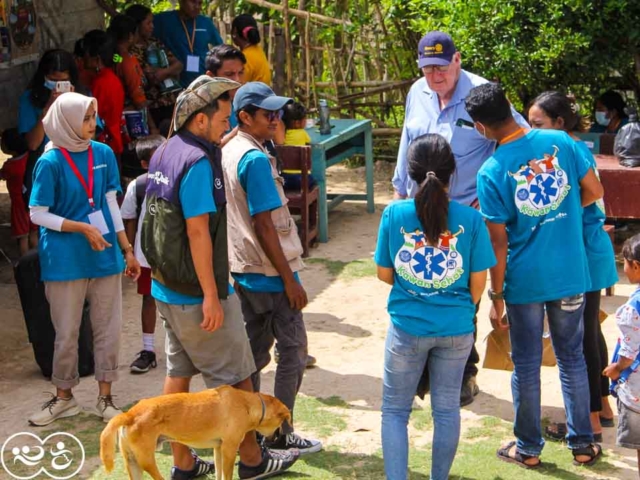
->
[231,149,301,292]
[374,199,496,337]
[477,129,592,304]
[151,158,235,305]
[575,140,618,291]
[29,141,124,281]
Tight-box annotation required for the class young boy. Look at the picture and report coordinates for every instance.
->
[120,134,165,373]
[604,233,640,474]
[0,128,37,256]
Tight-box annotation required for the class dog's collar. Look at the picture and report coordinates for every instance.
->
[257,393,266,426]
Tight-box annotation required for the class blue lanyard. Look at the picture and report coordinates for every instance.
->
[610,340,640,397]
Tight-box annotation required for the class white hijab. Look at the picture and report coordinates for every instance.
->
[42,92,98,153]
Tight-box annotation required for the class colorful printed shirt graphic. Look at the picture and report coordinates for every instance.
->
[477,130,592,305]
[375,200,496,337]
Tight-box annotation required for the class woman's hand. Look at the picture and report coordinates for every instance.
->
[124,251,141,281]
[82,224,112,251]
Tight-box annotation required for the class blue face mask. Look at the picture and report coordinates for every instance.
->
[595,111,610,127]
[43,78,57,91]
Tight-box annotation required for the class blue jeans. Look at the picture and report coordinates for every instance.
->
[381,323,473,480]
[507,296,594,456]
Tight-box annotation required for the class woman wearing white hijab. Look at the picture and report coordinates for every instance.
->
[28,92,140,426]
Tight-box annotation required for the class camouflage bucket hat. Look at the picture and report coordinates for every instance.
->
[172,75,241,132]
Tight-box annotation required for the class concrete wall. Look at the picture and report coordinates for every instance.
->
[0,0,104,130]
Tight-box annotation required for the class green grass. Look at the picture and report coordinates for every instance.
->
[306,257,377,280]
[67,404,622,479]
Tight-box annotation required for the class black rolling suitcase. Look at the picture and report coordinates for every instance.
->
[14,250,95,378]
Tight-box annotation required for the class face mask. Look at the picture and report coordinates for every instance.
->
[43,78,57,90]
[475,123,488,139]
[595,111,610,127]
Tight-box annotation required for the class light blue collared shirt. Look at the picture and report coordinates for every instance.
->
[392,70,529,205]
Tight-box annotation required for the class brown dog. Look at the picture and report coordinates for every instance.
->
[100,385,291,480]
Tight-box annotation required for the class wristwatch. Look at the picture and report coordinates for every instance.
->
[488,289,504,301]
[121,244,133,256]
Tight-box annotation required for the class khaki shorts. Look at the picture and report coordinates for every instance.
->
[157,294,256,387]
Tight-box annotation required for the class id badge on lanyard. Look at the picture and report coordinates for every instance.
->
[59,146,110,235]
[181,17,200,73]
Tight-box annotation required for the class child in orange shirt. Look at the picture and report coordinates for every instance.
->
[0,128,38,256]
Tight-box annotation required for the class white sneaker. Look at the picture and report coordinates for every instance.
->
[29,395,80,426]
[96,395,122,422]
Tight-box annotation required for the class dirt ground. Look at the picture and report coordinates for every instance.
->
[0,160,639,479]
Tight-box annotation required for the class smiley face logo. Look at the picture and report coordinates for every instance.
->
[1,432,84,480]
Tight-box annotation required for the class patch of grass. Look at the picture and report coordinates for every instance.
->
[411,406,433,431]
[294,395,348,437]
[464,415,508,440]
[316,395,351,408]
[306,257,377,281]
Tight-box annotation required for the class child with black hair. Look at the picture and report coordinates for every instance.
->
[604,233,640,476]
[231,14,271,85]
[0,128,38,255]
[82,29,125,156]
[281,101,315,191]
[120,134,166,373]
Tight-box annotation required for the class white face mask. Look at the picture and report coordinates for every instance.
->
[595,111,610,127]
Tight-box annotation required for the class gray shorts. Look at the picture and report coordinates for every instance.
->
[617,399,640,450]
[157,294,256,387]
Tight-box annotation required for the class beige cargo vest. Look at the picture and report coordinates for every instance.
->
[222,131,304,276]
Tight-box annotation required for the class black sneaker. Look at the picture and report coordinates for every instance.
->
[266,432,322,455]
[238,446,299,479]
[130,350,157,374]
[170,454,214,480]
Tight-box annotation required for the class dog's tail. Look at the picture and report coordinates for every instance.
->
[100,412,132,472]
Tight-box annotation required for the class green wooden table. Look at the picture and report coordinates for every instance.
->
[305,119,374,242]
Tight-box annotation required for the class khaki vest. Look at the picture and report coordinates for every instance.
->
[222,132,304,276]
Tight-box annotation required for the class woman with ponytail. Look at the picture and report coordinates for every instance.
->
[375,133,496,480]
[231,14,271,85]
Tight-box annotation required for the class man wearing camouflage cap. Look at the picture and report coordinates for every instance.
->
[142,76,298,480]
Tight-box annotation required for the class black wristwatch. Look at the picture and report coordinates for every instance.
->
[488,289,504,301]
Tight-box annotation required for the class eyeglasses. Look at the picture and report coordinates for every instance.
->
[266,110,284,122]
[421,65,450,74]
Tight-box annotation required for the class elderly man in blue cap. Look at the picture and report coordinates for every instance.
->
[222,82,322,456]
[393,31,529,406]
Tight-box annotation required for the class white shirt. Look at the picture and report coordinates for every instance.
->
[120,179,150,269]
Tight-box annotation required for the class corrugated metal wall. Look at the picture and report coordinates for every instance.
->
[0,0,104,130]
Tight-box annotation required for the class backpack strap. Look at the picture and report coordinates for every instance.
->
[135,173,148,219]
[610,340,640,396]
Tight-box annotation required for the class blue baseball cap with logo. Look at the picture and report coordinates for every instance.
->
[233,82,292,112]
[417,31,457,68]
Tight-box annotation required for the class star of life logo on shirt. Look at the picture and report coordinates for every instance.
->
[509,145,570,217]
[394,226,465,289]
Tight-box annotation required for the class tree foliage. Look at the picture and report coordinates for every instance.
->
[109,0,640,113]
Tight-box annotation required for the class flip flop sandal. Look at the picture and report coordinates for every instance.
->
[599,416,615,428]
[497,441,542,469]
[544,422,567,441]
[572,443,602,466]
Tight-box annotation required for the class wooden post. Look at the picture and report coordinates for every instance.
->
[273,26,286,95]
[282,0,294,96]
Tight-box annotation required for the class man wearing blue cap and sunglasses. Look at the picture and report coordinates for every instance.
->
[222,82,322,455]
[392,31,529,407]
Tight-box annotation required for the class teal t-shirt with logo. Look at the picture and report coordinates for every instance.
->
[477,129,592,304]
[375,199,496,337]
[575,140,618,291]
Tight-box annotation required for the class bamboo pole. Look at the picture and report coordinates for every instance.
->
[338,79,416,102]
[282,0,294,96]
[295,80,417,88]
[242,0,353,26]
[304,12,311,109]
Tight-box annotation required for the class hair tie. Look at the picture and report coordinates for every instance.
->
[419,171,437,187]
[113,53,123,64]
[242,26,255,39]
